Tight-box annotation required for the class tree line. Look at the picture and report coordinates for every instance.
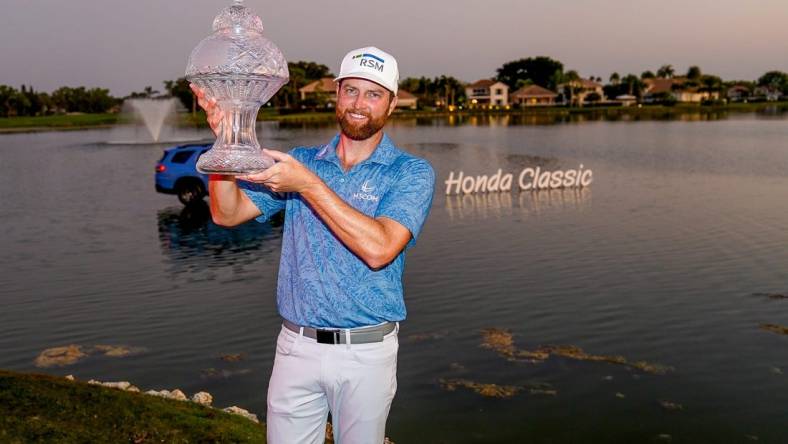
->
[2,59,787,117]
[0,85,118,118]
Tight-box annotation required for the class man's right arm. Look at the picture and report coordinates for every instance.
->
[209,175,262,227]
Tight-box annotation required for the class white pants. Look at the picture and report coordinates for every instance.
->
[267,323,399,444]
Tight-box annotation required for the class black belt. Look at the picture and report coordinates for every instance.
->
[282,319,396,344]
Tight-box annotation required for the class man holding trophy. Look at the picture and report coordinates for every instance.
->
[192,45,435,443]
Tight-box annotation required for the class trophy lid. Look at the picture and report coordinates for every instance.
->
[186,0,289,81]
[212,0,264,34]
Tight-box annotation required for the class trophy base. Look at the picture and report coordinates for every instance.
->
[196,166,269,176]
[196,147,275,176]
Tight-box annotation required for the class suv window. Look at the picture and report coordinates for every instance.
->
[170,151,194,164]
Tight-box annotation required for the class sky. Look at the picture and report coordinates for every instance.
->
[2,0,788,96]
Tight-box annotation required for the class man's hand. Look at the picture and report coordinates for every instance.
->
[190,83,222,137]
[239,149,321,194]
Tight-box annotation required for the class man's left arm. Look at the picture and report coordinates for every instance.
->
[240,149,435,269]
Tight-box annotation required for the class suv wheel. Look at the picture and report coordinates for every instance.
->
[176,179,206,205]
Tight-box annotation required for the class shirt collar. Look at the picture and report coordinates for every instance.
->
[316,133,399,168]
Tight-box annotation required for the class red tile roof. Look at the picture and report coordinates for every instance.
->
[511,85,557,98]
[467,79,498,89]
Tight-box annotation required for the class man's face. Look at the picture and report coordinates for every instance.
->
[335,78,397,141]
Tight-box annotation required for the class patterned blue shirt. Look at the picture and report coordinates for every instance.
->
[238,133,435,328]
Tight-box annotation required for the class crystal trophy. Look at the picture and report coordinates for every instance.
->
[186,0,289,174]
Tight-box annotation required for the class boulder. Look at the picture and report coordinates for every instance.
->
[223,406,259,423]
[102,381,131,391]
[169,389,188,401]
[191,391,213,406]
[34,345,87,368]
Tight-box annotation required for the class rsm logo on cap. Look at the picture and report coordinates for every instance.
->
[352,53,385,72]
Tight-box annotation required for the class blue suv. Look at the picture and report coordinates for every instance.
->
[155,143,210,204]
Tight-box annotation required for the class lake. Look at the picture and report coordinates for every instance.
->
[1,111,787,443]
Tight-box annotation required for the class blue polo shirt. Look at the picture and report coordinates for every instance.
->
[238,133,435,328]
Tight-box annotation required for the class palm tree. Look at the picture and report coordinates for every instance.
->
[563,70,582,107]
[641,71,655,80]
[609,72,620,85]
[657,65,674,79]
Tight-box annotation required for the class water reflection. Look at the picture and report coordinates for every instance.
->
[157,201,282,269]
[446,188,591,220]
[274,107,769,131]
[396,109,739,127]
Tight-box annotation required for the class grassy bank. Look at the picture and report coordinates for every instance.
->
[0,369,266,443]
[2,101,786,133]
[0,113,118,133]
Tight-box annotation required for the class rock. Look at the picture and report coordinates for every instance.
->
[87,379,102,385]
[34,344,145,368]
[223,406,259,423]
[101,381,131,391]
[191,391,213,406]
[127,385,140,393]
[92,344,146,357]
[145,389,170,398]
[65,374,75,381]
[169,389,188,401]
[34,345,87,368]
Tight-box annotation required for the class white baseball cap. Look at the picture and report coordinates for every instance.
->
[334,46,399,95]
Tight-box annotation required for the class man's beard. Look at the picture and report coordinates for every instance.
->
[336,107,388,141]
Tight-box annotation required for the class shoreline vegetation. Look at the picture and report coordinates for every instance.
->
[1,101,787,134]
[0,369,266,443]
[0,369,375,444]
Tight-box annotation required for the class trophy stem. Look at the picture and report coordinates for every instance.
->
[196,100,275,175]
[219,100,261,150]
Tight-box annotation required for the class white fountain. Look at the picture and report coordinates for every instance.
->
[106,97,208,145]
[128,98,175,142]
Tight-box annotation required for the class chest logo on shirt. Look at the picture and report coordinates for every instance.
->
[361,180,375,193]
[353,180,380,202]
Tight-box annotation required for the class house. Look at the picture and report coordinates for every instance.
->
[726,85,750,102]
[557,78,605,105]
[753,86,781,101]
[298,77,337,105]
[465,79,509,107]
[643,77,720,103]
[510,85,558,107]
[396,90,418,109]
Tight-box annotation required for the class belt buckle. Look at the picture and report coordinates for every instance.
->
[316,329,340,344]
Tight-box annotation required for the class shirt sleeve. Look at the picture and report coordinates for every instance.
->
[375,158,436,246]
[238,180,286,223]
[237,147,307,223]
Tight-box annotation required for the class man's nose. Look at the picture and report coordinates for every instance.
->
[352,94,368,109]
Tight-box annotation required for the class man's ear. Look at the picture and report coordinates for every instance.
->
[387,94,398,116]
